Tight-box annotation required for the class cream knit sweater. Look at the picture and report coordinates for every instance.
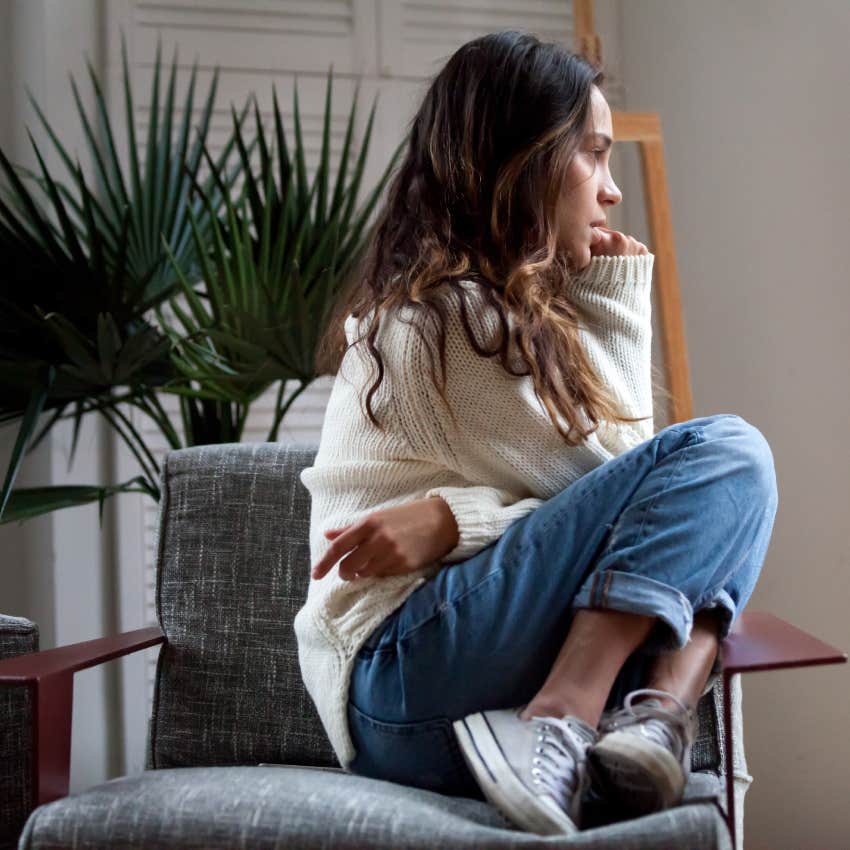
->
[293,252,656,769]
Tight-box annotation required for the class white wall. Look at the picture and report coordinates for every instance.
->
[618,1,850,847]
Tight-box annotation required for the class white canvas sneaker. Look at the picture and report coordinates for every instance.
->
[452,705,599,835]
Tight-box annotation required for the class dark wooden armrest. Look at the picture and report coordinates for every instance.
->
[0,626,165,807]
[717,611,847,849]
[721,610,847,674]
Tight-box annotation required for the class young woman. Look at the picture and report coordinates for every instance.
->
[294,30,778,836]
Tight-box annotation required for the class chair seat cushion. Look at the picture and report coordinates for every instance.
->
[19,765,731,850]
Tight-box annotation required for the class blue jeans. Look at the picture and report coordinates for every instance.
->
[346,413,778,800]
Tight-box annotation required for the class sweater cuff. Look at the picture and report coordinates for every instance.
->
[568,253,654,305]
[424,485,545,564]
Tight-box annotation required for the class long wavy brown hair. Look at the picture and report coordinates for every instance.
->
[315,29,660,446]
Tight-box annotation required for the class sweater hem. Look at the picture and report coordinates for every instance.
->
[295,573,434,771]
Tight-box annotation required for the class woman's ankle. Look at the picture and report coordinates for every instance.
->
[519,692,602,728]
[642,680,698,714]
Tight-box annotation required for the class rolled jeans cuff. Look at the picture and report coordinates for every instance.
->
[571,569,695,653]
[694,587,737,643]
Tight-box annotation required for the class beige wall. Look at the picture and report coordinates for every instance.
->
[618,1,850,847]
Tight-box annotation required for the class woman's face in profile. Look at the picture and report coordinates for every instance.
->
[556,85,623,273]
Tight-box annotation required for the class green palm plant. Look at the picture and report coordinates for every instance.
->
[0,37,247,521]
[159,70,406,444]
[0,44,406,527]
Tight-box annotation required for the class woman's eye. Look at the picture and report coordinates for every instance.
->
[593,149,606,158]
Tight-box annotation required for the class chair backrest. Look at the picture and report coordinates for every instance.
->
[145,440,731,775]
[146,442,338,770]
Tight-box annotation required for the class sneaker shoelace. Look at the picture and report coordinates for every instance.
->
[598,688,694,763]
[527,715,594,812]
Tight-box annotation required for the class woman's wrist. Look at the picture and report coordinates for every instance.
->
[426,495,460,557]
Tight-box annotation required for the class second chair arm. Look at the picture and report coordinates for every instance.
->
[0,626,165,808]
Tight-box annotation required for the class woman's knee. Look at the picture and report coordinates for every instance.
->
[707,414,778,508]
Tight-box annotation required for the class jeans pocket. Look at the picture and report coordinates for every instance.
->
[346,701,481,799]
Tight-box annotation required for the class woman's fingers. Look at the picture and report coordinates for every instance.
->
[337,546,379,580]
[336,533,398,581]
[591,227,648,257]
[348,561,385,581]
[312,523,371,579]
[341,547,405,581]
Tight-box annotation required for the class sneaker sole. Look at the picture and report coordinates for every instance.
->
[452,713,581,836]
[587,731,685,814]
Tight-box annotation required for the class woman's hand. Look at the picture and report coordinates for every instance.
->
[310,496,459,582]
[589,226,649,258]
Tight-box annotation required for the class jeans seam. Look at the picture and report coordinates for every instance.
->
[626,426,706,558]
[600,569,615,606]
[588,572,601,607]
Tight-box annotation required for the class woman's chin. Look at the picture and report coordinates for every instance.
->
[562,244,595,275]
[574,247,593,273]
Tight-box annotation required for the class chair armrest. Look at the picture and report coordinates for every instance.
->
[721,610,846,674]
[0,626,165,807]
[718,611,847,850]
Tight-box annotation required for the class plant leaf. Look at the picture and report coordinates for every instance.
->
[0,367,54,521]
[0,476,152,525]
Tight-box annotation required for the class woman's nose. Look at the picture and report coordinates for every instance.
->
[600,178,623,207]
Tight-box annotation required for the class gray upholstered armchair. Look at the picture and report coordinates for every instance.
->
[1,442,845,850]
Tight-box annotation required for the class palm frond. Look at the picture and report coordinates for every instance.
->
[160,70,405,444]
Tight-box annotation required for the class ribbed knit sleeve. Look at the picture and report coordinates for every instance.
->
[422,485,545,564]
[565,253,656,448]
